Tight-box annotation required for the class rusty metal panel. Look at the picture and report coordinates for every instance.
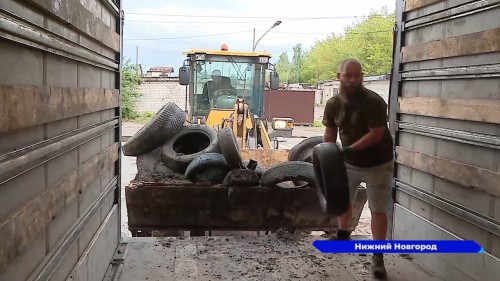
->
[0,1,122,280]
[263,90,315,125]
[390,0,500,279]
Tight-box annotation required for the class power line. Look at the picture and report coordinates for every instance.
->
[125,19,278,24]
[123,30,252,41]
[124,12,378,20]
[123,29,392,41]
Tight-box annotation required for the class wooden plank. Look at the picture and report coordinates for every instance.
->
[399,97,500,124]
[395,146,500,196]
[0,85,119,134]
[402,28,500,62]
[0,143,118,272]
[240,148,289,168]
[405,0,444,11]
[29,0,120,52]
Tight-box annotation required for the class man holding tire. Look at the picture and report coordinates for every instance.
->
[322,59,394,279]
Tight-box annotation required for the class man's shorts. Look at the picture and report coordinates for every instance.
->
[345,160,394,213]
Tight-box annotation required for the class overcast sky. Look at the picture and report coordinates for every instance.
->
[122,0,396,73]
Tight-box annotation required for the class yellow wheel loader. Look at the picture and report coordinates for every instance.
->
[125,46,367,237]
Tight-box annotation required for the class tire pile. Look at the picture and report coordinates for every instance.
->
[122,103,318,188]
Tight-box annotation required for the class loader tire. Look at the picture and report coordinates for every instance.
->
[123,102,186,156]
[184,153,231,184]
[312,142,349,216]
[217,127,242,169]
[161,125,220,173]
[288,136,324,163]
[260,161,316,188]
[222,169,260,187]
[242,160,265,178]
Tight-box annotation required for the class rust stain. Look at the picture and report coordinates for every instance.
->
[0,85,119,134]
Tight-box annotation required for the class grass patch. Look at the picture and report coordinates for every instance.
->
[127,111,154,124]
[313,121,325,127]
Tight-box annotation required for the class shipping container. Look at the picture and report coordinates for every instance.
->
[388,0,500,280]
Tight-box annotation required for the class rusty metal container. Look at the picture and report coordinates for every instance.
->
[264,90,315,125]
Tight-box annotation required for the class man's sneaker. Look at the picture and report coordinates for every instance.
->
[372,253,387,279]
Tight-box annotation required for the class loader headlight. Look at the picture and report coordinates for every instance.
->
[272,118,294,130]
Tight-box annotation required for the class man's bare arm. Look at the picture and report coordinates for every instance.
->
[324,126,338,143]
[348,126,385,151]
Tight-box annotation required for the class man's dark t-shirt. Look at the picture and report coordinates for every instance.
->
[322,86,394,168]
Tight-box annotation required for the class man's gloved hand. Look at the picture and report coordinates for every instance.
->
[342,146,353,155]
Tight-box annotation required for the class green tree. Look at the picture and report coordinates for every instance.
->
[300,8,395,84]
[121,58,142,119]
[275,52,290,83]
[290,44,304,83]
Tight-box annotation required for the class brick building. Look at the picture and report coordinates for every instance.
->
[135,77,188,114]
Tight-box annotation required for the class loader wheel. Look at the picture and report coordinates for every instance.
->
[222,169,260,187]
[217,127,243,169]
[260,161,316,188]
[161,125,220,173]
[242,160,265,178]
[123,102,186,156]
[312,143,349,216]
[184,153,231,184]
[288,136,324,163]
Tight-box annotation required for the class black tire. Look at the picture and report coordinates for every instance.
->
[312,143,350,216]
[184,153,231,184]
[222,169,260,187]
[288,136,324,162]
[123,102,186,156]
[161,125,220,173]
[241,160,265,178]
[260,161,316,188]
[217,127,242,169]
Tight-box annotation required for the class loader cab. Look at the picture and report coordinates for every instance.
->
[178,46,279,124]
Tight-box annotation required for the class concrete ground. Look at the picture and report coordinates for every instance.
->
[118,122,442,281]
[115,236,441,281]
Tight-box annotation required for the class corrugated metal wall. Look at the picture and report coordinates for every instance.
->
[0,1,122,281]
[389,0,500,280]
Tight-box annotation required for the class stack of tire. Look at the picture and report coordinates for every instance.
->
[122,102,320,189]
[288,136,350,216]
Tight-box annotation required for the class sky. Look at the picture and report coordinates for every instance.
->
[122,0,396,73]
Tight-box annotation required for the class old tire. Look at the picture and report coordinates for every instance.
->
[184,153,231,184]
[222,169,260,187]
[288,136,324,163]
[161,125,220,173]
[242,160,265,178]
[312,142,350,216]
[260,161,316,188]
[217,127,242,169]
[123,102,186,156]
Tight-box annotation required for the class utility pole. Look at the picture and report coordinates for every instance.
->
[252,28,256,52]
[135,45,139,75]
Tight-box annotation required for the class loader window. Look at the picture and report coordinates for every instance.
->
[192,61,265,117]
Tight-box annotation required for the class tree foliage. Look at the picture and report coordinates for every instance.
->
[274,8,395,85]
[275,52,290,83]
[121,58,142,119]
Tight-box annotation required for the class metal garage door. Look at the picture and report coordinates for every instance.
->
[0,1,122,280]
[389,0,500,280]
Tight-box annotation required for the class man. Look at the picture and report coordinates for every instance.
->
[200,69,236,107]
[322,59,394,279]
